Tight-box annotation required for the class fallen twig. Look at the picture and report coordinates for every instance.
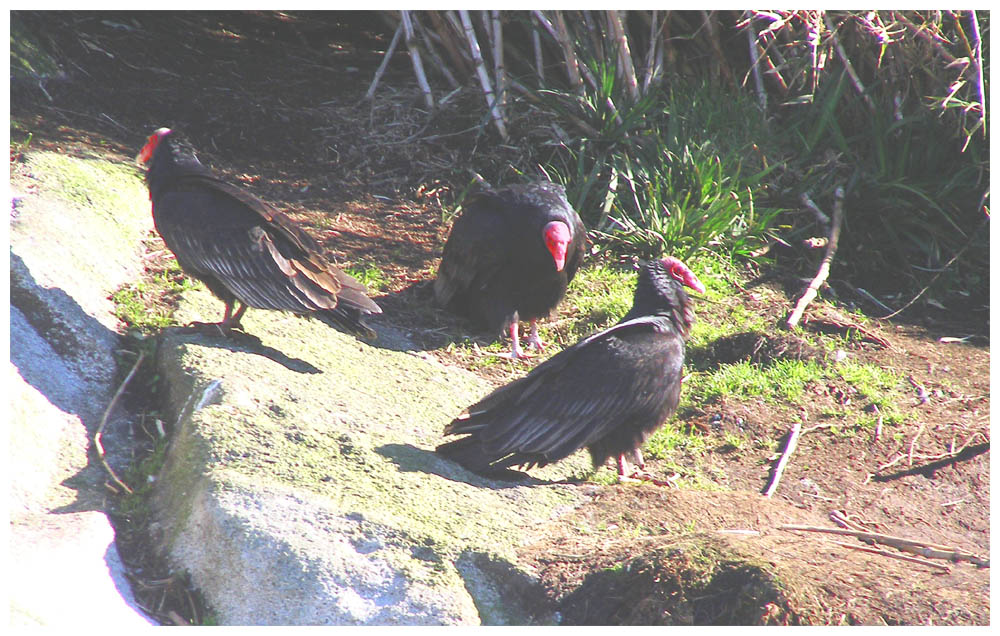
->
[764,420,802,497]
[787,187,844,328]
[94,350,146,494]
[832,540,952,572]
[802,315,892,349]
[780,523,990,568]
[907,375,930,405]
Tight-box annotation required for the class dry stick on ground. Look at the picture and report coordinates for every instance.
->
[364,21,404,100]
[786,186,844,329]
[779,524,990,568]
[764,419,802,497]
[401,11,434,110]
[93,350,146,495]
[458,10,506,140]
[832,541,952,572]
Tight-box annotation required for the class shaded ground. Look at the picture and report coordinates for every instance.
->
[11,11,989,625]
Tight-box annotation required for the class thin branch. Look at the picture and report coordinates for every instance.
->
[93,350,146,495]
[764,420,801,497]
[832,540,952,572]
[364,21,404,100]
[824,13,876,114]
[779,524,989,568]
[787,187,844,328]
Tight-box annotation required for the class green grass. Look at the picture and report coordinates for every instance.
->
[532,75,785,263]
[690,359,824,405]
[563,263,638,337]
[644,421,708,460]
[112,260,195,333]
[344,262,389,293]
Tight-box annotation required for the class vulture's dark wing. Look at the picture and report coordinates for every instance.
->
[433,196,512,308]
[154,175,380,317]
[443,315,684,471]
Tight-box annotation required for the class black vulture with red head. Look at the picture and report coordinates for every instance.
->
[437,256,705,481]
[434,182,586,358]
[136,127,381,338]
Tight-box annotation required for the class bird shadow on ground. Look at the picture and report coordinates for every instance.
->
[161,326,322,374]
[376,443,553,490]
[365,281,503,354]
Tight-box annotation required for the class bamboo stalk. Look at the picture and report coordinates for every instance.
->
[531,13,545,82]
[365,21,404,100]
[744,13,768,111]
[534,10,584,93]
[641,10,660,92]
[701,10,734,85]
[968,10,987,139]
[458,10,507,140]
[401,11,434,110]
[582,10,605,62]
[430,10,473,76]
[608,10,639,101]
[491,10,506,115]
[410,12,460,90]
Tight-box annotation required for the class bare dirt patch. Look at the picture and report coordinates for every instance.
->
[11,11,988,625]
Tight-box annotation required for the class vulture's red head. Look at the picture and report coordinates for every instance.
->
[136,127,172,166]
[543,221,572,272]
[662,256,706,294]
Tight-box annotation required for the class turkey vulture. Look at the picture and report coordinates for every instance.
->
[136,127,381,338]
[434,182,586,358]
[436,256,705,481]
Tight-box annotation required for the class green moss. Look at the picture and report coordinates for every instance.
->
[156,288,591,576]
[25,151,148,218]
